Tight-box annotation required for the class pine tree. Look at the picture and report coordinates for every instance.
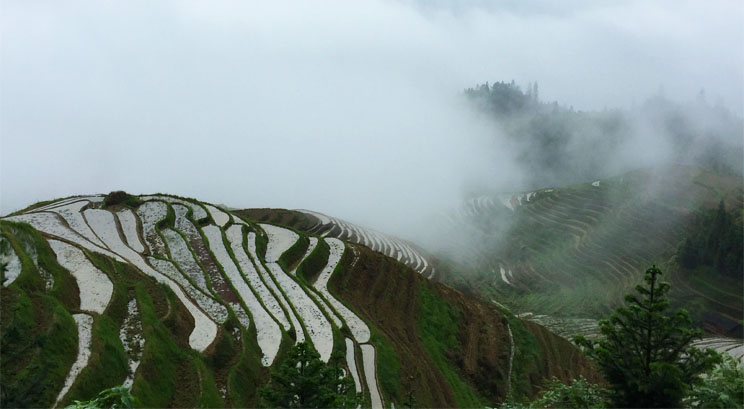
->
[259,342,360,408]
[575,266,720,408]
[678,238,699,268]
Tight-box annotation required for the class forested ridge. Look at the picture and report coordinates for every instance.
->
[464,81,743,189]
[678,200,743,280]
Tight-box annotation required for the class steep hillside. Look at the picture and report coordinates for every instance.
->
[433,165,743,337]
[327,244,600,406]
[1,193,597,408]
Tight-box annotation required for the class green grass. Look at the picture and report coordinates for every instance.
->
[194,356,224,408]
[157,204,176,229]
[681,266,743,305]
[277,233,309,272]
[1,287,78,407]
[227,320,267,408]
[0,221,81,407]
[417,284,484,408]
[296,238,330,284]
[62,253,131,405]
[254,227,268,260]
[2,221,80,309]
[131,284,207,407]
[64,315,129,403]
[495,277,621,319]
[501,312,541,399]
[370,329,401,403]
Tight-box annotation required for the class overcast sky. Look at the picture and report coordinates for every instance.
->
[1,0,742,236]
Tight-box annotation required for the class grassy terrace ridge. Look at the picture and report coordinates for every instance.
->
[2,193,603,407]
[296,238,330,284]
[276,231,310,272]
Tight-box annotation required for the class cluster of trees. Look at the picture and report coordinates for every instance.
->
[465,81,541,115]
[678,201,743,279]
[464,81,744,188]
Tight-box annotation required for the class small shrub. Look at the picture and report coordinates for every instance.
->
[497,376,607,409]
[103,191,142,208]
[532,376,607,408]
[683,353,744,409]
[65,385,140,409]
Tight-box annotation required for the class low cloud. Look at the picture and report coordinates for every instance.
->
[1,0,741,240]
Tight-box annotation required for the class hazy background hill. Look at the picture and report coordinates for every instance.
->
[462,81,743,189]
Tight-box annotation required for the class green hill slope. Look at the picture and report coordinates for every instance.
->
[433,165,743,337]
[0,193,597,408]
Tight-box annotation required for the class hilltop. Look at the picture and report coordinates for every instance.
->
[0,193,598,408]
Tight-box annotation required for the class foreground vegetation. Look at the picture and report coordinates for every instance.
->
[500,266,739,409]
[575,266,719,408]
[259,342,360,408]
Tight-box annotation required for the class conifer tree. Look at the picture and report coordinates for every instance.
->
[260,342,360,408]
[575,266,720,408]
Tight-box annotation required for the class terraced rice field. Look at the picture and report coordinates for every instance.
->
[314,238,371,343]
[6,211,124,262]
[245,232,307,344]
[117,209,145,253]
[148,256,229,324]
[0,237,22,286]
[297,210,435,278]
[361,344,383,408]
[2,194,385,406]
[120,298,145,388]
[223,225,283,366]
[54,314,93,408]
[205,204,231,227]
[440,168,743,333]
[692,337,744,361]
[49,201,106,247]
[521,312,744,361]
[345,337,363,393]
[48,240,113,314]
[230,230,291,330]
[136,201,168,256]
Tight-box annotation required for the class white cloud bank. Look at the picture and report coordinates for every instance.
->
[1,0,741,236]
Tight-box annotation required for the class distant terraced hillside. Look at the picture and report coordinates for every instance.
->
[435,165,743,337]
[235,208,437,278]
[1,193,597,408]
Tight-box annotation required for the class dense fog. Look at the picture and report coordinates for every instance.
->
[1,0,742,242]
